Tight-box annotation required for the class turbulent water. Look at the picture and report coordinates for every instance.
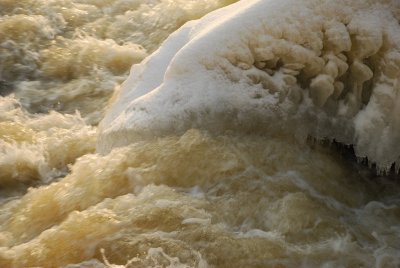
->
[0,0,400,267]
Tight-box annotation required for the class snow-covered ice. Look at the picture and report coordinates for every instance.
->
[98,0,400,172]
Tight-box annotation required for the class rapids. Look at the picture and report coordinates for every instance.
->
[0,0,399,267]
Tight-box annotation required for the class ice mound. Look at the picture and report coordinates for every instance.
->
[98,0,400,172]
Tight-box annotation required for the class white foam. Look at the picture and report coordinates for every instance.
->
[98,0,400,172]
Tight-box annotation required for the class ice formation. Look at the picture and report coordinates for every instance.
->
[98,0,400,172]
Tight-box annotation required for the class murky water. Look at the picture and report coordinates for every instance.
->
[0,0,399,267]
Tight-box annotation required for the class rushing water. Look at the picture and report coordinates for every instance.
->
[0,0,400,267]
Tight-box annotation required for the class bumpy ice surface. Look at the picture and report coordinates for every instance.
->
[99,0,400,172]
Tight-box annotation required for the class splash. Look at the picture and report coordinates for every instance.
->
[0,96,95,194]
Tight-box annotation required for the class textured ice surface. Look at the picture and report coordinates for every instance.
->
[98,0,400,172]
